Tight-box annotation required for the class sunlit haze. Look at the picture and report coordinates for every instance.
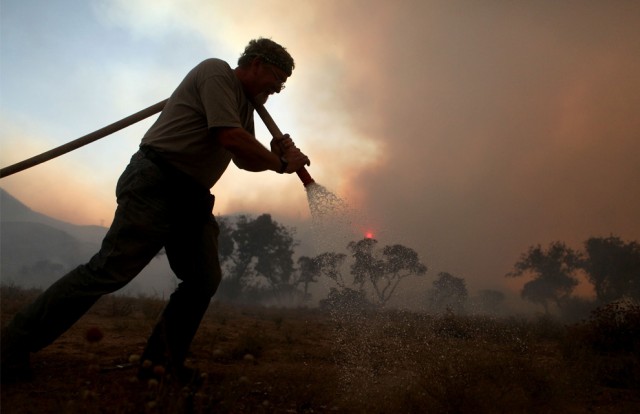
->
[2,1,639,298]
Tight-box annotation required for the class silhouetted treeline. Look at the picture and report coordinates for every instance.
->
[507,235,639,321]
[216,214,638,322]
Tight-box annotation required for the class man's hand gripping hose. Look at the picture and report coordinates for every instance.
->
[252,103,315,187]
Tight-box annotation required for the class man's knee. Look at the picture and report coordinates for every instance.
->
[200,271,221,299]
[179,270,220,300]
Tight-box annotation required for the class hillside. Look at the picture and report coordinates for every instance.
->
[0,188,107,244]
[0,188,175,294]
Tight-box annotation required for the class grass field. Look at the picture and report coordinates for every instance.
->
[1,285,639,413]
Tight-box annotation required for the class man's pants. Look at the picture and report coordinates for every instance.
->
[2,150,221,369]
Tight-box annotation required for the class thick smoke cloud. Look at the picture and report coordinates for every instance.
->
[295,1,640,292]
[2,1,639,298]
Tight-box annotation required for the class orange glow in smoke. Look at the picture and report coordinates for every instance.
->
[365,231,374,239]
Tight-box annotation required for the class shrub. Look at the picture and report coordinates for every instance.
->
[578,300,640,354]
[565,300,640,388]
[319,287,374,312]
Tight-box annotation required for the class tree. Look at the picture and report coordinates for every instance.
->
[348,238,384,292]
[296,252,348,300]
[428,272,468,313]
[581,236,640,303]
[219,214,298,303]
[520,278,561,314]
[316,252,349,288]
[296,252,352,306]
[216,216,235,263]
[507,242,581,313]
[380,244,428,302]
[295,256,319,301]
[311,239,427,307]
[347,238,427,306]
[251,216,296,295]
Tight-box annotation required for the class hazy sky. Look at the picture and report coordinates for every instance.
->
[2,0,639,297]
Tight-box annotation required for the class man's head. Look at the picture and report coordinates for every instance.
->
[238,38,295,77]
[236,38,295,104]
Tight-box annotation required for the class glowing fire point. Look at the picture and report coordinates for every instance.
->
[365,231,374,239]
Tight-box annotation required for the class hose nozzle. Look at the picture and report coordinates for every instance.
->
[296,167,315,187]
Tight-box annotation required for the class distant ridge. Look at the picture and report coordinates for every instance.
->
[0,187,175,294]
[0,187,105,287]
[0,187,107,243]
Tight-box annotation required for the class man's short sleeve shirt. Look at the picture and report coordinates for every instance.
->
[141,59,254,188]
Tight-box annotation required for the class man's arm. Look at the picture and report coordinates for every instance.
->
[216,127,280,172]
[215,127,309,173]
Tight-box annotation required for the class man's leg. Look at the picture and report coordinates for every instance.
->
[1,152,170,368]
[140,215,221,372]
[2,213,164,355]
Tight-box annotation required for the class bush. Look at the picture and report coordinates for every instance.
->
[578,301,640,354]
[319,287,374,312]
[565,300,640,388]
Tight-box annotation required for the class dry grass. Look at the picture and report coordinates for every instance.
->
[2,285,639,413]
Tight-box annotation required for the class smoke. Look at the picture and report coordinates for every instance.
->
[3,0,639,297]
[296,1,640,292]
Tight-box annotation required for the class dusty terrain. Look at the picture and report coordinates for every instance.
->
[1,287,639,413]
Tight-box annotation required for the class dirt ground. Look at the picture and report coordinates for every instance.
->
[2,291,639,413]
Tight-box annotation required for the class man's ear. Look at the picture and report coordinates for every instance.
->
[249,56,262,72]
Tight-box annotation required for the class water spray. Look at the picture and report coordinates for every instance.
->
[250,104,359,252]
[252,103,315,188]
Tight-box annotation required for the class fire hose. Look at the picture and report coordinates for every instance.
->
[252,103,315,187]
[0,100,314,187]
